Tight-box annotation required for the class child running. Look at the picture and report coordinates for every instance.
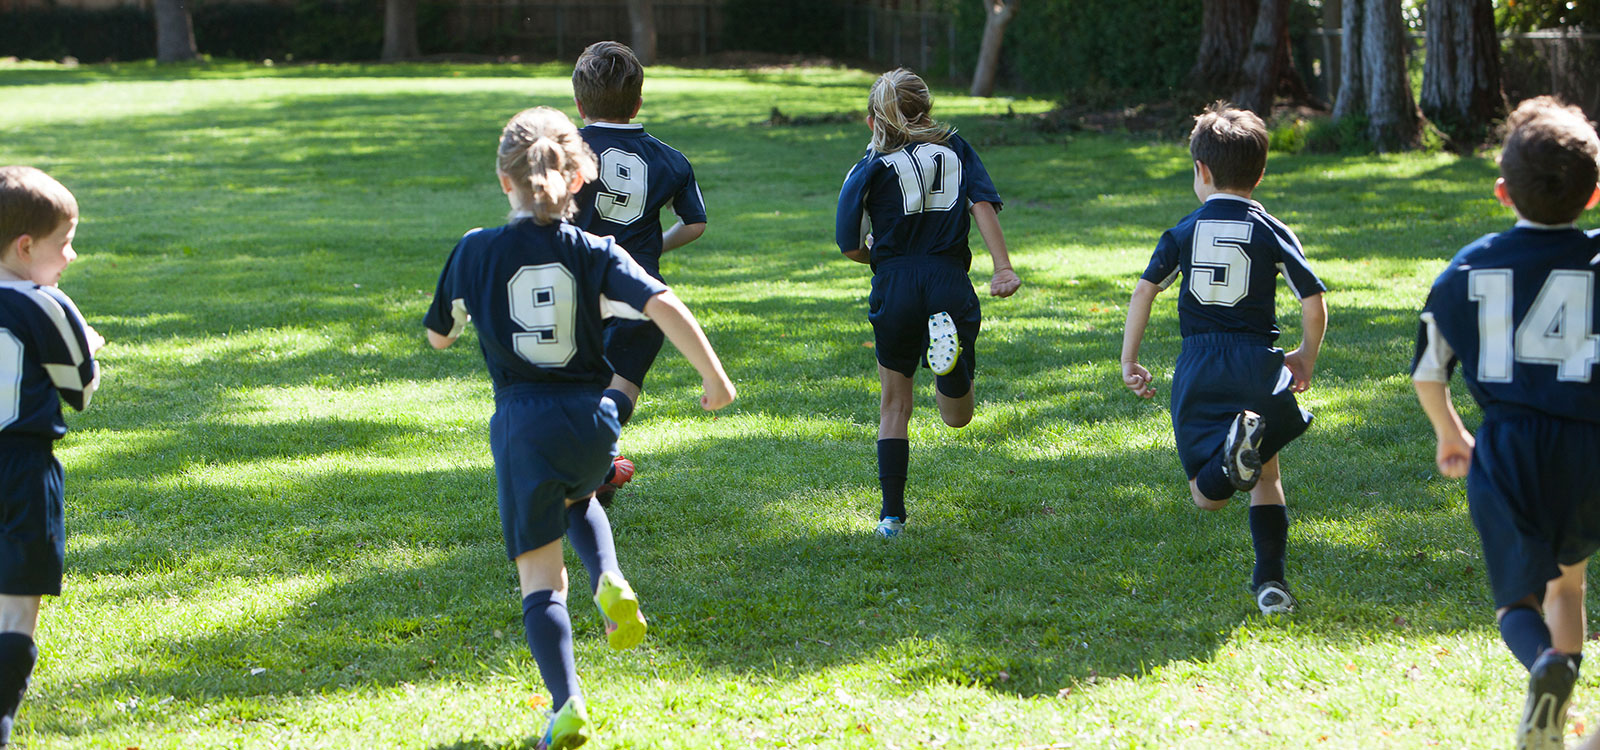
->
[833,68,1020,538]
[423,107,734,749]
[569,41,710,506]
[1119,103,1327,615]
[1411,96,1600,750]
[0,166,102,747]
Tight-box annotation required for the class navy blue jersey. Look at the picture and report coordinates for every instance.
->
[571,122,707,279]
[1141,194,1327,340]
[834,134,1002,270]
[1412,224,1600,422]
[0,281,98,441]
[424,219,668,391]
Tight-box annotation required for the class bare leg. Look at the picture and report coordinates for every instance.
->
[934,381,974,428]
[605,374,641,404]
[1248,456,1284,508]
[1545,560,1588,655]
[515,536,570,599]
[878,365,914,439]
[1187,480,1228,510]
[0,597,41,638]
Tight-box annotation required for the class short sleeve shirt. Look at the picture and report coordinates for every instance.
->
[834,134,1002,270]
[571,123,707,280]
[1141,194,1326,340]
[0,280,99,440]
[424,219,668,391]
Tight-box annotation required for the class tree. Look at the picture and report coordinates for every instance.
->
[1191,0,1258,94]
[1420,0,1504,147]
[1334,0,1421,150]
[1233,0,1290,114]
[153,0,197,63]
[628,0,657,65]
[382,0,421,62]
[970,0,1017,97]
[1194,0,1319,113]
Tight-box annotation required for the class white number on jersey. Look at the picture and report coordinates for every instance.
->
[0,329,21,430]
[594,148,648,225]
[1470,268,1600,382]
[508,264,578,367]
[1189,220,1253,307]
[882,143,963,215]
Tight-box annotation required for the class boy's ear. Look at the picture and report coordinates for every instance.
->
[574,98,587,119]
[1587,185,1600,211]
[1194,160,1213,186]
[630,97,642,119]
[1493,178,1516,208]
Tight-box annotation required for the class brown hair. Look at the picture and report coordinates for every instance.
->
[0,166,78,256]
[497,107,599,225]
[1188,102,1269,191]
[868,68,952,153]
[1499,96,1600,225]
[572,41,644,122]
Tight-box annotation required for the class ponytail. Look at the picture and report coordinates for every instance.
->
[496,107,598,224]
[868,68,952,153]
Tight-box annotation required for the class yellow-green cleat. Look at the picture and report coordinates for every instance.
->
[535,696,590,750]
[926,311,962,376]
[594,570,647,650]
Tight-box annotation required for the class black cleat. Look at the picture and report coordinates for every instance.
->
[1517,649,1577,750]
[1222,411,1266,491]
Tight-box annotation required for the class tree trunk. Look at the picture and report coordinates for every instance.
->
[627,0,657,65]
[1321,0,1342,101]
[153,0,197,63]
[970,0,1017,97]
[1233,0,1289,114]
[1190,0,1258,95]
[382,0,420,62]
[1421,0,1504,147]
[1334,0,1420,150]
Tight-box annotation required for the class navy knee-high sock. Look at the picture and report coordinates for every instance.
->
[935,367,971,399]
[1248,504,1289,587]
[566,499,620,596]
[1499,606,1552,670]
[878,438,909,521]
[0,632,37,746]
[522,591,580,709]
[604,389,635,427]
[1194,447,1235,501]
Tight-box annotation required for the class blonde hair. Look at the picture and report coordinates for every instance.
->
[496,107,598,225]
[868,68,952,153]
[0,166,78,255]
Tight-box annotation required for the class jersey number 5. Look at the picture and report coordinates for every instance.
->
[508,264,578,368]
[1190,220,1252,307]
[595,148,648,226]
[1469,269,1600,382]
[882,143,962,215]
[0,329,20,430]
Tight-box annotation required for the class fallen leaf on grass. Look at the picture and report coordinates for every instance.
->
[528,694,550,710]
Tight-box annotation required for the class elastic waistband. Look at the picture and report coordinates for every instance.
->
[1484,402,1598,425]
[0,433,55,452]
[1182,332,1275,348]
[873,253,968,273]
[495,382,605,403]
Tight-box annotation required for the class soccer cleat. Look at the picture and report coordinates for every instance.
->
[535,696,591,750]
[926,312,961,376]
[874,516,905,538]
[594,455,634,508]
[1252,580,1297,615]
[1517,649,1578,750]
[1222,411,1266,491]
[593,570,647,651]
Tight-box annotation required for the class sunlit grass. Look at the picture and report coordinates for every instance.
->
[0,60,1584,748]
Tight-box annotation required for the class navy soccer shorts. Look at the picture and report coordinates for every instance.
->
[1469,408,1600,609]
[604,318,666,390]
[867,259,981,380]
[490,384,622,560]
[0,438,65,596]
[1170,333,1312,479]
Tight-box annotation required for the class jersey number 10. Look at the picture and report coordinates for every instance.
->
[882,143,962,215]
[1469,269,1600,383]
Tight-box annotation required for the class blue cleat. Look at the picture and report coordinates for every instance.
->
[1517,649,1577,750]
[874,516,905,538]
[1222,411,1266,491]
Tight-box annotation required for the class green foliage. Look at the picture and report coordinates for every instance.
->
[1269,116,1310,155]
[1304,113,1373,154]
[0,6,154,62]
[722,0,858,58]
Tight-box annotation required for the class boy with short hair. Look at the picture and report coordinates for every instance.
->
[569,41,709,507]
[0,165,103,746]
[1411,96,1600,750]
[1119,103,1328,616]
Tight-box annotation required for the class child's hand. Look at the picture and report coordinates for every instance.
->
[700,375,736,411]
[1435,428,1474,478]
[1122,361,1155,398]
[989,268,1021,297]
[85,324,106,355]
[1284,349,1315,392]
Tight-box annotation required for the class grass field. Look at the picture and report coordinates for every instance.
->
[0,59,1585,749]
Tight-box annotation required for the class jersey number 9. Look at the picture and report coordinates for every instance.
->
[508,264,578,368]
[595,148,648,226]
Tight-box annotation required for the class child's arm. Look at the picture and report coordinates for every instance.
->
[970,201,1020,297]
[662,220,706,253]
[1412,379,1473,477]
[642,289,736,410]
[1119,279,1162,398]
[1283,292,1326,392]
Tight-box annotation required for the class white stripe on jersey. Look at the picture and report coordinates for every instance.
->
[600,294,651,321]
[1412,311,1456,383]
[1155,267,1180,290]
[448,298,469,339]
[0,282,99,407]
[1277,262,1303,298]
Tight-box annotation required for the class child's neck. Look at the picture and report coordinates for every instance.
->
[583,117,633,126]
[1200,186,1254,201]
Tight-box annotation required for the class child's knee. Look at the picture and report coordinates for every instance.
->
[1188,482,1229,510]
[939,409,972,428]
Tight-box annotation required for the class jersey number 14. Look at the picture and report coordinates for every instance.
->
[1469,269,1600,382]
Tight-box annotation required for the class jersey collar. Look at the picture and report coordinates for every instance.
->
[1514,218,1579,230]
[1204,193,1261,208]
[585,122,645,131]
